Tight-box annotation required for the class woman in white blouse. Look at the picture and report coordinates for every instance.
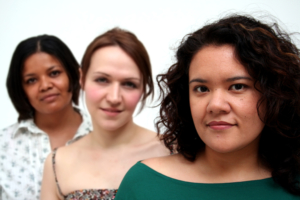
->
[0,35,92,200]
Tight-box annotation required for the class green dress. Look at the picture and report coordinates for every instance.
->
[115,162,299,200]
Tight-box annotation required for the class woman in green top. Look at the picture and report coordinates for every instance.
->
[115,14,300,199]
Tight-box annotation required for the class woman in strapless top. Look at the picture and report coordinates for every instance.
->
[40,28,170,200]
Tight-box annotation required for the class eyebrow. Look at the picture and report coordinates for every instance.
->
[93,72,110,77]
[23,66,57,78]
[226,76,252,82]
[124,77,141,81]
[47,66,57,71]
[189,76,252,84]
[189,78,207,84]
[93,72,141,81]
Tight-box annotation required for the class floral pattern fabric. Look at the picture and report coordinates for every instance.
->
[65,189,117,200]
[0,108,92,200]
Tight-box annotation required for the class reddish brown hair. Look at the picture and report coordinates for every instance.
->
[81,28,153,112]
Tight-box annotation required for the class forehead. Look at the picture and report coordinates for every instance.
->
[189,45,250,80]
[23,52,63,74]
[88,46,141,79]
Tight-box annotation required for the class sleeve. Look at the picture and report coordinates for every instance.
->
[0,186,2,200]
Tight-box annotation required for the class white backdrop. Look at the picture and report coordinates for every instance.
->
[0,0,299,131]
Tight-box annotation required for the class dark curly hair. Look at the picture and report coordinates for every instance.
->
[156,14,300,195]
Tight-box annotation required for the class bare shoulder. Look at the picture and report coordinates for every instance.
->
[136,125,161,146]
[135,125,170,156]
[141,154,184,176]
[137,125,157,139]
[141,154,201,183]
[44,150,53,170]
[53,143,75,162]
[58,133,88,155]
[142,154,175,167]
[52,134,88,167]
[41,150,61,200]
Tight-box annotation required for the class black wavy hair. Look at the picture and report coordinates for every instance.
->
[6,35,80,121]
[156,14,300,195]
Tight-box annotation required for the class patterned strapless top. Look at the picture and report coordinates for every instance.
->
[64,189,117,200]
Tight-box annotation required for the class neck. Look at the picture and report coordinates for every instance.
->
[89,118,139,149]
[195,141,271,182]
[34,103,81,136]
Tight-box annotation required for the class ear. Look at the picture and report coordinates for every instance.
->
[79,68,84,90]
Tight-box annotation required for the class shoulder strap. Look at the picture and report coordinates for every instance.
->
[52,148,66,198]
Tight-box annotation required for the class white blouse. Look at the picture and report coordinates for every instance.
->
[0,108,92,200]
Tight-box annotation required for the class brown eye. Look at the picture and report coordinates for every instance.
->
[124,82,137,88]
[230,84,245,91]
[195,86,209,93]
[95,77,108,83]
[50,70,61,77]
[26,78,36,84]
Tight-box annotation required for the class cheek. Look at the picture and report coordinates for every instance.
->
[56,75,70,91]
[190,98,206,120]
[22,86,35,101]
[124,92,142,110]
[242,94,261,116]
[84,84,104,103]
[236,94,264,129]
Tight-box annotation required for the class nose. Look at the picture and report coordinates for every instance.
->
[39,76,53,92]
[106,83,121,105]
[206,89,231,114]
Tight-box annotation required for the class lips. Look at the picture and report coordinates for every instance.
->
[101,108,122,117]
[102,108,122,112]
[40,94,59,102]
[207,121,235,130]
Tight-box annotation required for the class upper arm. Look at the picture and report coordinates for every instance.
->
[40,153,60,200]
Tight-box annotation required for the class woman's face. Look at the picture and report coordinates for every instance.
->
[189,45,265,154]
[83,46,143,131]
[22,52,72,115]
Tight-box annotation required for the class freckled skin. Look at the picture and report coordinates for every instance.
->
[189,45,265,154]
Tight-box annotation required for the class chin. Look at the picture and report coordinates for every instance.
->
[101,117,132,130]
[205,142,239,154]
[44,105,69,114]
[100,122,126,132]
[209,144,250,155]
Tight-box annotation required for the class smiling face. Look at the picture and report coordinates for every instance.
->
[189,45,265,154]
[83,46,143,131]
[22,52,72,116]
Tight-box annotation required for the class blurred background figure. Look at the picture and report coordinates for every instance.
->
[0,35,92,200]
